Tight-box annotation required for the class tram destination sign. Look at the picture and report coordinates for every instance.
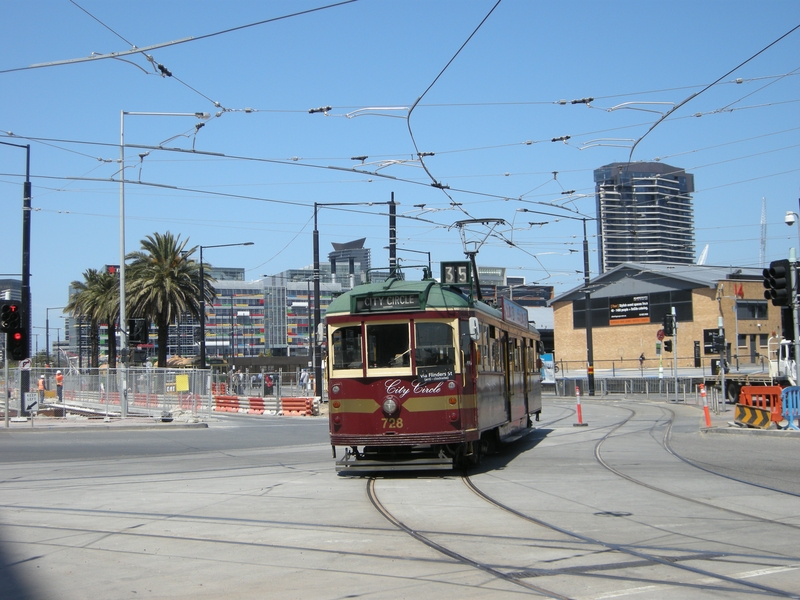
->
[355,293,421,313]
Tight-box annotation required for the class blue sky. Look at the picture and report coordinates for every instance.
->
[2,0,800,341]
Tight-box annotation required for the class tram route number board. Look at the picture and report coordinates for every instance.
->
[441,261,472,286]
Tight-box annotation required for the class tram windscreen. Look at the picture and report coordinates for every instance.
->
[331,326,363,370]
[415,322,455,367]
[366,323,410,368]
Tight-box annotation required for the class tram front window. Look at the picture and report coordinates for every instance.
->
[332,326,363,370]
[367,323,410,368]
[415,322,455,367]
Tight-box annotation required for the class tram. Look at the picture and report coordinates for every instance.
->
[326,261,542,471]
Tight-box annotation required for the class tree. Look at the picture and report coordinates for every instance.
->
[126,232,215,368]
[65,269,103,368]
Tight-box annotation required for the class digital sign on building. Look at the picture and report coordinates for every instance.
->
[609,295,650,325]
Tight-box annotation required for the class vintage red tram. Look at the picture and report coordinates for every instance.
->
[326,270,542,471]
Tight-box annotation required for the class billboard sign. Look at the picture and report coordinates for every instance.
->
[609,294,650,325]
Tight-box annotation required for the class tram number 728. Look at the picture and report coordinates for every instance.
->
[382,417,404,429]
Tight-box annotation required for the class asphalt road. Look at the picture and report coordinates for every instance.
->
[0,401,798,599]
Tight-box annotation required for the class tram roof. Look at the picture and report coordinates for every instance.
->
[326,277,503,318]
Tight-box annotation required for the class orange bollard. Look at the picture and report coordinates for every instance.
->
[700,384,711,427]
[574,385,588,427]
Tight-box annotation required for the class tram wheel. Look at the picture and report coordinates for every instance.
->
[454,441,482,470]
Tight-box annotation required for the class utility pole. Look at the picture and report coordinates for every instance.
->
[673,306,678,403]
[793,248,800,385]
[718,316,726,411]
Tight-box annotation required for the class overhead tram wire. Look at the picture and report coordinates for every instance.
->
[0,0,360,75]
[405,0,502,213]
[626,21,800,162]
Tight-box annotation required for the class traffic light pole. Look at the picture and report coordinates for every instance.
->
[718,316,726,410]
[792,249,800,385]
[672,307,679,403]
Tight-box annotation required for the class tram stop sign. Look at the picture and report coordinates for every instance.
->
[657,329,665,341]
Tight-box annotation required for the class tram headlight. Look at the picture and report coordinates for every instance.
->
[382,396,399,415]
[332,384,341,394]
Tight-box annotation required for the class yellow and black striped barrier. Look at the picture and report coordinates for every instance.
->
[735,403,772,429]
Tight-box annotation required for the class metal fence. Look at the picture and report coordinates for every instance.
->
[1,365,321,419]
[550,376,714,404]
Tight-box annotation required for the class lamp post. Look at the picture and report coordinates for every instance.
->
[0,140,31,412]
[198,242,253,369]
[785,210,800,375]
[313,200,394,398]
[46,306,66,366]
[119,111,210,415]
[520,208,597,396]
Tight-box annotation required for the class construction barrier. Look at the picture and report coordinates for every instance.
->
[213,395,240,413]
[247,396,266,415]
[280,396,316,416]
[734,385,781,429]
[781,386,800,431]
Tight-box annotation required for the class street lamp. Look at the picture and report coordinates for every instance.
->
[313,199,395,398]
[198,242,254,369]
[119,110,210,415]
[46,306,66,365]
[520,207,597,396]
[785,211,800,247]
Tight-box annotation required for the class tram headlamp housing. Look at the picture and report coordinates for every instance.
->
[382,397,399,415]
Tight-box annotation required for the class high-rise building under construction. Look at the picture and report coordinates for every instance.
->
[594,162,695,273]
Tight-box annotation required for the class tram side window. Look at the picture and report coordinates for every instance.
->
[367,323,410,368]
[332,326,363,370]
[415,322,455,367]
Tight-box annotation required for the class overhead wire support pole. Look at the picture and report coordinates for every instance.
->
[583,218,595,397]
[0,140,32,415]
[312,200,394,399]
[198,242,253,370]
[793,249,800,387]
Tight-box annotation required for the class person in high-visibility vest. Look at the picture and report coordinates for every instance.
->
[37,375,46,404]
[55,370,64,403]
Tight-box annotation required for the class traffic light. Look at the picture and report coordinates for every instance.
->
[663,340,673,353]
[763,259,792,306]
[1,301,26,360]
[709,333,724,354]
[0,301,21,332]
[9,328,26,360]
[127,318,148,345]
[662,314,675,336]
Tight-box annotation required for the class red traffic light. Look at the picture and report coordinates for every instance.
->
[12,331,22,341]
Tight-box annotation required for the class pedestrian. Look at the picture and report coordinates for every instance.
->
[265,374,274,396]
[299,369,309,392]
[37,375,46,404]
[55,370,64,403]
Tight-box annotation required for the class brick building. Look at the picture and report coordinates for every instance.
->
[550,263,778,371]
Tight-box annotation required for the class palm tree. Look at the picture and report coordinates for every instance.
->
[126,232,215,367]
[65,269,103,368]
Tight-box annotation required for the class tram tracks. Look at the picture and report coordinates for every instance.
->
[368,471,799,599]
[593,403,800,531]
[366,477,571,599]
[366,402,800,599]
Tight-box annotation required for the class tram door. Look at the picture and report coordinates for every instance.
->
[502,331,511,420]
